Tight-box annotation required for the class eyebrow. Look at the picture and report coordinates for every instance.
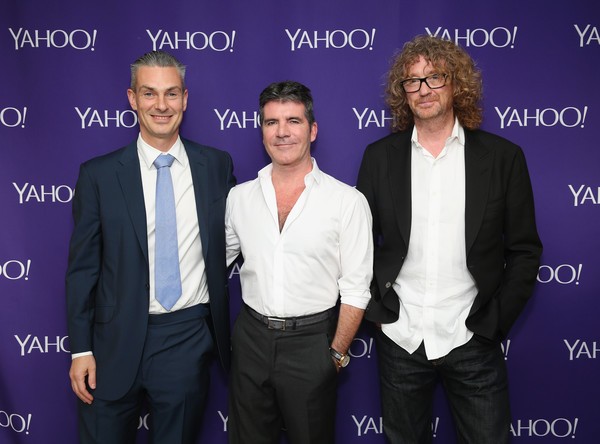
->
[138,85,183,92]
[264,116,304,122]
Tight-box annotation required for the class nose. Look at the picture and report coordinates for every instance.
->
[418,80,433,95]
[276,122,289,138]
[155,94,168,110]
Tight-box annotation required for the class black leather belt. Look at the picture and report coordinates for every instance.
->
[244,304,334,330]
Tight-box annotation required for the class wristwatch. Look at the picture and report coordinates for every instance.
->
[329,347,350,368]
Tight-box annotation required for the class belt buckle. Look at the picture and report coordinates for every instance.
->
[266,317,287,330]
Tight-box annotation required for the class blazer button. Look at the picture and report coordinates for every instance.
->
[385,282,392,288]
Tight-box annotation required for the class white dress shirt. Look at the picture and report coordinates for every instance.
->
[137,134,209,314]
[381,121,478,360]
[225,158,373,317]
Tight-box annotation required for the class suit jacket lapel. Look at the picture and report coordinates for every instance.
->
[388,132,412,246]
[117,141,149,263]
[464,130,493,255]
[185,141,210,261]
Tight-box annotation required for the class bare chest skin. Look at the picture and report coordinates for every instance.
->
[275,183,305,231]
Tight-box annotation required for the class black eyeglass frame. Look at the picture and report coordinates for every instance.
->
[400,73,448,93]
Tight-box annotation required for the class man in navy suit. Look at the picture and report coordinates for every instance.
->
[66,50,235,443]
[357,35,542,443]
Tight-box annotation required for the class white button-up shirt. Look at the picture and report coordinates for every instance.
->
[225,159,373,317]
[138,135,209,314]
[382,121,478,360]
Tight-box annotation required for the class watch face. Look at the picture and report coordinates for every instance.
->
[340,354,350,367]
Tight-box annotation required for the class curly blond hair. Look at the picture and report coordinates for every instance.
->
[386,35,483,131]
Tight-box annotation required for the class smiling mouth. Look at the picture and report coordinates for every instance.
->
[152,115,172,121]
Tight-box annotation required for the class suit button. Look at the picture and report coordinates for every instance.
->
[385,282,391,288]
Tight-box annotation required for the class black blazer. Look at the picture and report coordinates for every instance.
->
[356,128,542,342]
[66,138,235,400]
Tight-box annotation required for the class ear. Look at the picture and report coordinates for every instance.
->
[182,89,189,112]
[310,121,318,142]
[127,89,137,111]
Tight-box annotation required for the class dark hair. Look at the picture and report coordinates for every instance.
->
[386,35,483,131]
[259,81,315,125]
[130,50,186,90]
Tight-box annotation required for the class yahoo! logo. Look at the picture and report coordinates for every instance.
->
[352,415,382,437]
[13,182,74,204]
[217,411,228,432]
[352,415,440,437]
[349,336,374,359]
[214,109,260,131]
[0,107,28,128]
[138,414,150,431]
[228,262,241,279]
[286,28,376,51]
[511,418,579,438]
[495,106,589,129]
[0,411,32,435]
[9,27,98,50]
[537,264,583,286]
[574,25,600,47]
[353,108,392,130]
[426,26,518,48]
[564,339,598,360]
[140,410,228,432]
[500,339,511,361]
[75,107,137,129]
[14,335,70,356]
[0,259,32,281]
[569,185,600,207]
[147,29,236,52]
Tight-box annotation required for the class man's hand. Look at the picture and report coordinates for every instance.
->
[69,355,96,404]
[330,304,365,372]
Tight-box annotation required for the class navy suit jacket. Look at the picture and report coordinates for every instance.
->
[356,128,542,342]
[66,138,235,400]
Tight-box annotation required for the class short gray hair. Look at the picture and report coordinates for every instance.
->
[130,50,186,90]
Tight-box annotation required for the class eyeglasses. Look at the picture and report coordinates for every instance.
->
[400,73,448,93]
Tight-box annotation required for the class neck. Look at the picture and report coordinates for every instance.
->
[414,115,454,158]
[140,133,179,153]
[271,157,313,185]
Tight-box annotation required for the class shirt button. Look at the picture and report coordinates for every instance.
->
[385,282,392,288]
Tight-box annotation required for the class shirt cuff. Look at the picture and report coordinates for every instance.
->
[72,351,93,360]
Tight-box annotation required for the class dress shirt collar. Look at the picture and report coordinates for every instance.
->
[410,118,465,159]
[136,134,186,170]
[257,157,323,186]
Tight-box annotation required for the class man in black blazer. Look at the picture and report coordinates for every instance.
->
[66,51,235,443]
[357,36,542,443]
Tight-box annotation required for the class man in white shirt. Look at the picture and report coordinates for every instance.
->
[226,80,373,443]
[357,35,542,443]
[66,51,235,443]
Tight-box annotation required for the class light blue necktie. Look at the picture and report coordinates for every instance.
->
[153,154,182,310]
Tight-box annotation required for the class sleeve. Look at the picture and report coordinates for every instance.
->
[225,187,241,267]
[337,189,374,309]
[65,163,102,354]
[498,146,543,336]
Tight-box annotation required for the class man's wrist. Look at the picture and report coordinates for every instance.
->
[329,347,350,368]
[72,351,93,360]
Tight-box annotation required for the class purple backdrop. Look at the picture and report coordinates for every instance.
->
[1,0,599,442]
